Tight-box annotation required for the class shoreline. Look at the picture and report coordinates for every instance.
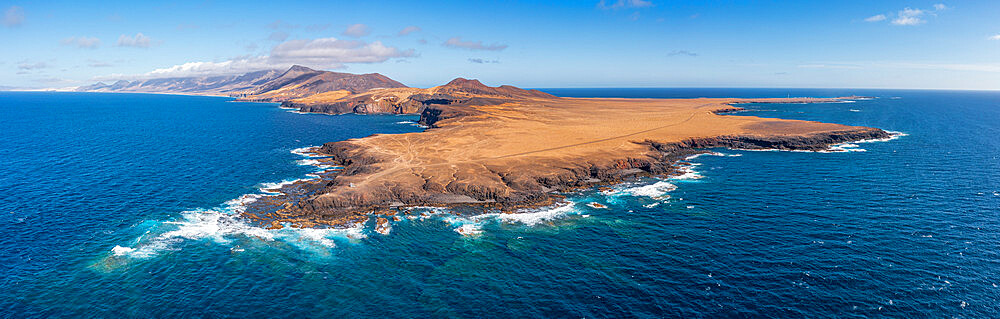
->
[237,93,891,229]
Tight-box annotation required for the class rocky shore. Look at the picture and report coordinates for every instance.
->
[238,80,889,228]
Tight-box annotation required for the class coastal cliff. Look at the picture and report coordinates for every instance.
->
[237,81,889,228]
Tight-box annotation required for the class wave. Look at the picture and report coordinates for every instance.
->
[853,130,908,143]
[620,180,677,198]
[439,202,583,236]
[823,130,907,152]
[258,179,305,194]
[685,151,726,161]
[482,202,579,226]
[671,164,703,180]
[296,159,321,166]
[826,143,866,153]
[731,130,907,153]
[290,146,321,157]
[395,120,429,129]
[454,224,483,236]
[110,207,369,258]
[108,144,357,259]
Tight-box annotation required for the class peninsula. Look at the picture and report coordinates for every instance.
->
[233,77,889,228]
[77,66,889,228]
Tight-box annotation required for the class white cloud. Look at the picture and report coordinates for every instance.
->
[667,50,698,57]
[468,58,499,64]
[270,37,413,65]
[398,26,421,36]
[3,5,23,27]
[267,20,298,30]
[87,59,113,67]
[990,34,1000,40]
[597,0,653,10]
[17,61,48,70]
[60,36,101,49]
[797,63,863,70]
[868,4,947,26]
[99,37,414,79]
[341,24,371,37]
[268,31,289,42]
[891,8,925,26]
[864,14,886,22]
[305,23,330,32]
[117,33,151,48]
[442,37,508,51]
[142,57,281,78]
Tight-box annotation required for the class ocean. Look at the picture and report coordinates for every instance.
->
[1,89,998,317]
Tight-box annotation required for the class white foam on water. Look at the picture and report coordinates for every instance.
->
[223,193,270,213]
[110,208,370,258]
[395,121,415,124]
[824,131,908,152]
[826,143,867,153]
[107,142,371,259]
[733,131,907,153]
[290,228,338,248]
[854,130,908,143]
[449,202,579,227]
[499,202,578,225]
[290,146,322,157]
[671,164,703,180]
[258,179,301,194]
[621,180,677,198]
[296,159,321,166]
[111,245,135,256]
[685,151,727,161]
[454,224,483,236]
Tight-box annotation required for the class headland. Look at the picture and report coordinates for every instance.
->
[238,78,889,228]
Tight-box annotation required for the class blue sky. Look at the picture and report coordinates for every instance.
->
[2,0,999,89]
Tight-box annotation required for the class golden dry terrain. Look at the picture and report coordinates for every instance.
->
[244,80,887,227]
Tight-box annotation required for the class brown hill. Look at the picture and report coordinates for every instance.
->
[281,77,554,115]
[76,65,409,102]
[75,70,283,95]
[236,65,408,102]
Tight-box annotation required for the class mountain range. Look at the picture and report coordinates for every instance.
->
[76,65,407,102]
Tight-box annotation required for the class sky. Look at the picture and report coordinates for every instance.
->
[2,0,999,90]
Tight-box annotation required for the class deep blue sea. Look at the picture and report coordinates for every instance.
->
[1,89,998,317]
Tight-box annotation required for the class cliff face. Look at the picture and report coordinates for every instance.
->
[236,84,890,228]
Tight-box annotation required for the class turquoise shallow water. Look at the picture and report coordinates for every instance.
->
[1,89,998,317]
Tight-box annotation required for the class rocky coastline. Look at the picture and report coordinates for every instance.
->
[237,85,890,229]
